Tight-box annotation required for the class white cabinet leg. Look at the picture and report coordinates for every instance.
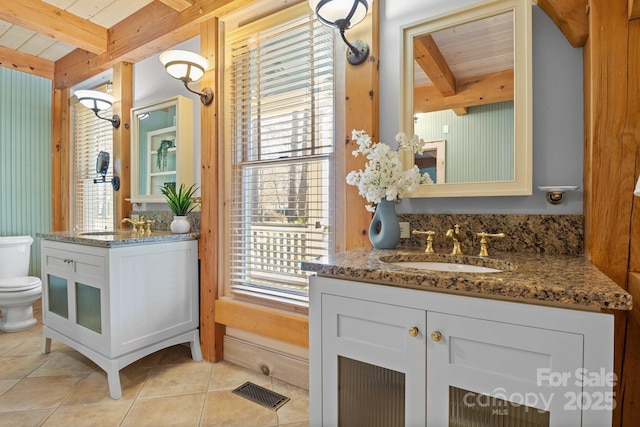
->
[190,331,202,361]
[43,337,52,354]
[106,368,122,399]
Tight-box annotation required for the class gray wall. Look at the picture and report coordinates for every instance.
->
[379,2,584,214]
[133,37,203,208]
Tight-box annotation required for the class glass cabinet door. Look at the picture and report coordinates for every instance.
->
[427,312,583,426]
[130,95,194,203]
[47,274,68,319]
[322,294,426,426]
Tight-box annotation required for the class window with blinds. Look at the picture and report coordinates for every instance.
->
[226,8,336,305]
[71,85,115,232]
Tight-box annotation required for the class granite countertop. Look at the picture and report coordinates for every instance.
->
[301,247,632,311]
[37,230,199,248]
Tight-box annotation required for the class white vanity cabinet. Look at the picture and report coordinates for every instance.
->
[41,239,201,399]
[309,277,614,426]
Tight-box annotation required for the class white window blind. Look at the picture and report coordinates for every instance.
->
[227,9,336,305]
[71,85,115,232]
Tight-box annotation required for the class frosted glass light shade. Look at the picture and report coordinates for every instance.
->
[159,50,208,82]
[75,90,115,111]
[309,0,372,29]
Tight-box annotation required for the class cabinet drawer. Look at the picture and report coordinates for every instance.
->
[43,247,105,282]
[322,294,426,368]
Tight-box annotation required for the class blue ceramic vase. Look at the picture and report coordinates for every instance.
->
[368,199,401,249]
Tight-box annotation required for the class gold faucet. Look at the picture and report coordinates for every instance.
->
[412,230,436,253]
[477,232,506,257]
[144,219,156,235]
[122,217,145,233]
[446,224,466,255]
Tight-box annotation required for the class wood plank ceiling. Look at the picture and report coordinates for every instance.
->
[0,0,250,85]
[412,10,514,115]
[0,0,154,66]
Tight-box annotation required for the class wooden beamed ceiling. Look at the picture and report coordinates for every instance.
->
[0,0,587,89]
[534,0,589,47]
[0,0,252,88]
[0,1,108,55]
[414,69,514,114]
[54,0,254,88]
[412,22,514,116]
[413,0,587,116]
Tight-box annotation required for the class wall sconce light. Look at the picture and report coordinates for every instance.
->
[159,50,214,105]
[75,90,121,128]
[309,0,373,66]
[538,186,579,205]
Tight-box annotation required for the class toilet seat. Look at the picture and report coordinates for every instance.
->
[0,276,41,292]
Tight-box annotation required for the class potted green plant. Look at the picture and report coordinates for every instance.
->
[160,183,199,233]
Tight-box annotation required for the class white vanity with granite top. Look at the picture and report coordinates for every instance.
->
[38,230,201,399]
[303,249,632,426]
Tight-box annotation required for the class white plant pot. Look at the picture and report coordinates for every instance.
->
[170,216,191,234]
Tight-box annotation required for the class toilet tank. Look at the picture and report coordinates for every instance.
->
[0,236,33,278]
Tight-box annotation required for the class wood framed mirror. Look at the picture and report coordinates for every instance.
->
[400,0,532,197]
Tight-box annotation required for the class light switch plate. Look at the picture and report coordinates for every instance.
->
[400,222,411,238]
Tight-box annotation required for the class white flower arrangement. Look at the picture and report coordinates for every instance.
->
[346,129,433,212]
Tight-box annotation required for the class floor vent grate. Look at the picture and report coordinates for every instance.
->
[232,381,290,411]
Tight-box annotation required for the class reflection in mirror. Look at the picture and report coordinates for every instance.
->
[415,140,445,183]
[130,95,193,204]
[401,0,531,197]
[135,106,177,197]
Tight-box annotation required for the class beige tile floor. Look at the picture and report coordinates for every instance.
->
[0,303,309,427]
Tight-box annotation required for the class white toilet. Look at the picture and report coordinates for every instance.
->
[0,236,42,332]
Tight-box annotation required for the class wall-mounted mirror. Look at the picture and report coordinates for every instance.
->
[96,151,110,176]
[130,95,193,203]
[93,151,120,191]
[401,0,532,197]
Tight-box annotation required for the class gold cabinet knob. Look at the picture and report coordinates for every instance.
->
[431,331,442,342]
[408,326,419,337]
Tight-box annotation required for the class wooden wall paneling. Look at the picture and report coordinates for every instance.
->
[585,0,632,287]
[584,1,636,425]
[626,24,640,275]
[199,17,224,362]
[343,1,379,251]
[51,89,63,232]
[51,87,70,231]
[215,299,309,347]
[629,0,640,20]
[111,62,133,224]
[619,16,640,427]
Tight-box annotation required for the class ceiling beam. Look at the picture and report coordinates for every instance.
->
[0,0,107,54]
[159,0,195,11]
[54,0,254,88]
[414,69,514,114]
[535,0,588,47]
[414,34,456,97]
[0,45,54,79]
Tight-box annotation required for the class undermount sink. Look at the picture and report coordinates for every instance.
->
[388,261,501,273]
